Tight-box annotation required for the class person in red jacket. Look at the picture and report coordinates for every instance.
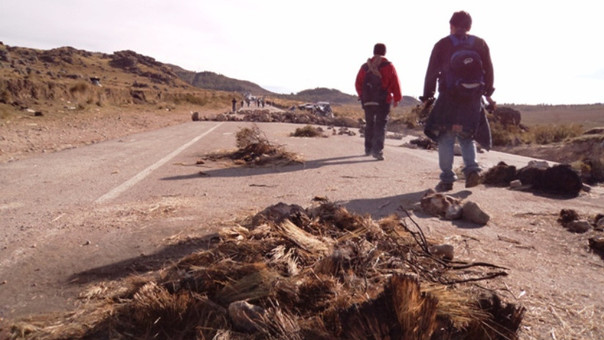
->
[355,43,402,160]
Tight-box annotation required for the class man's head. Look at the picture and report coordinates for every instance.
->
[449,11,472,33]
[373,43,386,56]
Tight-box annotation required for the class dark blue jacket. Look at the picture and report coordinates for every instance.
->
[422,33,494,150]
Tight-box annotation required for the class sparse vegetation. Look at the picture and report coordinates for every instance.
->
[176,93,209,106]
[526,123,583,145]
[490,121,524,146]
[69,82,88,94]
[489,120,585,146]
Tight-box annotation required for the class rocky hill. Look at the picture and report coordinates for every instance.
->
[295,87,419,106]
[1,42,414,117]
[170,66,273,96]
[0,43,242,116]
[172,68,420,106]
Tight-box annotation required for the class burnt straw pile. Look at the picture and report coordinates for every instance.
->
[11,201,524,340]
[482,161,584,197]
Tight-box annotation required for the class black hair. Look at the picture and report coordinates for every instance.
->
[373,43,386,56]
[450,11,472,31]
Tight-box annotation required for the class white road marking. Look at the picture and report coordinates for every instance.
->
[95,123,223,203]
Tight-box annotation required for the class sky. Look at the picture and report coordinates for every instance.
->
[1,0,603,105]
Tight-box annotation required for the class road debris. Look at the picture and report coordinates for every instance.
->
[8,200,523,339]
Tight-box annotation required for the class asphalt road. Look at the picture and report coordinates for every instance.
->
[1,119,603,321]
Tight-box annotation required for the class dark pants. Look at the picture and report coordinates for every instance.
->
[364,104,390,155]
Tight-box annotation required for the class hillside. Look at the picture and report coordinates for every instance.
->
[0,43,238,116]
[295,87,419,106]
[170,66,273,96]
[170,67,421,107]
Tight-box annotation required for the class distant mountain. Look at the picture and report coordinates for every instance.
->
[294,88,357,105]
[295,88,420,106]
[170,67,420,106]
[169,66,273,96]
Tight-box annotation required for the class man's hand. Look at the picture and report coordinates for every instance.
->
[393,101,399,108]
[485,96,496,113]
[419,95,434,103]
[419,96,435,114]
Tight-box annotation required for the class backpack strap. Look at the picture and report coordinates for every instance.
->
[449,34,476,48]
[366,58,382,78]
[364,58,391,77]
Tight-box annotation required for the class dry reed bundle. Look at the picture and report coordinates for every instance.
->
[203,125,303,167]
[9,201,524,339]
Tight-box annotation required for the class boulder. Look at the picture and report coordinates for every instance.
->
[493,106,521,126]
[564,220,591,233]
[462,201,491,225]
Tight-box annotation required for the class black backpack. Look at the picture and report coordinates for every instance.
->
[446,35,485,100]
[361,60,390,106]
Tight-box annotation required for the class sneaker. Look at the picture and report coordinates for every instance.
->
[465,171,481,188]
[372,152,384,161]
[435,181,453,192]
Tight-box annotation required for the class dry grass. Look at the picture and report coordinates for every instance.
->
[290,125,326,138]
[526,123,584,145]
[514,104,604,130]
[8,201,524,340]
[203,125,303,167]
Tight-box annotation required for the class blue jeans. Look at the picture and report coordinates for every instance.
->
[438,130,480,183]
[364,104,389,155]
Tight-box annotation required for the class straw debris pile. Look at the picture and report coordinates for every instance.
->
[290,125,326,138]
[10,201,524,340]
[202,125,302,167]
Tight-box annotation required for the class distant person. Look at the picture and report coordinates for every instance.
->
[420,10,496,192]
[355,43,402,160]
[232,98,237,112]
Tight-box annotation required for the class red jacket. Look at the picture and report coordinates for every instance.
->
[355,56,402,104]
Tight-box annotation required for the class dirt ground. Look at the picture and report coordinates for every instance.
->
[0,108,197,164]
[1,108,604,339]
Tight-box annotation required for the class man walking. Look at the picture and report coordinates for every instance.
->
[355,43,402,160]
[421,11,495,191]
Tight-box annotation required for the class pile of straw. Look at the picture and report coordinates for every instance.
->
[10,201,524,339]
[204,125,302,167]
